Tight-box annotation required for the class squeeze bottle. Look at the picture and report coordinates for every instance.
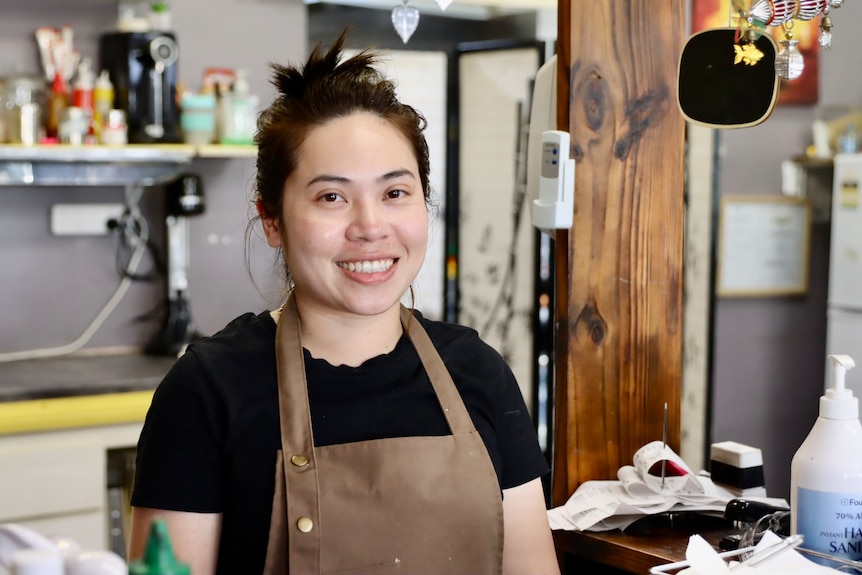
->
[93,70,115,139]
[128,519,190,575]
[791,354,862,563]
[45,72,68,140]
[220,69,258,145]
[71,58,94,119]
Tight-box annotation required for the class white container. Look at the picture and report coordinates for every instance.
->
[219,69,258,145]
[791,354,862,563]
[11,549,63,575]
[101,109,128,146]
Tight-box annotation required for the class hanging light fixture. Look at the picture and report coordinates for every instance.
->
[391,0,420,43]
[391,0,454,43]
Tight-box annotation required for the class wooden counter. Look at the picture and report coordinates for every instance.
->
[553,514,736,574]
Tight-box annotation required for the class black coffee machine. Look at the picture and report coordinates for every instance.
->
[100,31,182,143]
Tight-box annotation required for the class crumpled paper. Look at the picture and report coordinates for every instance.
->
[548,441,788,532]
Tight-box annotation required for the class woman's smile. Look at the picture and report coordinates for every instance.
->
[336,258,396,273]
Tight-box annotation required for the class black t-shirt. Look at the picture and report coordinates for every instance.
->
[132,309,548,574]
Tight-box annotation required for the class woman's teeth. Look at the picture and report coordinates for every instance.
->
[337,259,394,273]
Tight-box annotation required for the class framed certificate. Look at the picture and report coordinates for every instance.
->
[716,195,811,297]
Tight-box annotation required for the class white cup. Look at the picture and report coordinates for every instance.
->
[66,550,127,575]
[11,549,63,575]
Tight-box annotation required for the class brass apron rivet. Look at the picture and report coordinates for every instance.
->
[290,454,309,467]
[296,517,314,533]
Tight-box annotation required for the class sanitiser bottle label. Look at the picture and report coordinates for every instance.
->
[797,487,862,563]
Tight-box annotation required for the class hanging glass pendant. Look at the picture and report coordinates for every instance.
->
[392,1,420,44]
[830,0,844,8]
[434,0,453,10]
[819,13,833,49]
[775,38,805,80]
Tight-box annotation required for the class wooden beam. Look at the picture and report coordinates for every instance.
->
[552,0,686,507]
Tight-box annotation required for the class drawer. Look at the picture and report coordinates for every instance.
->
[0,441,103,521]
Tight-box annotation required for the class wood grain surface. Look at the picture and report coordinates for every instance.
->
[553,0,687,506]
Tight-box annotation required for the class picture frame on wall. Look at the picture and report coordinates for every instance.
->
[716,195,812,297]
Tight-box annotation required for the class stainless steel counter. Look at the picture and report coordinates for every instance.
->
[0,353,176,402]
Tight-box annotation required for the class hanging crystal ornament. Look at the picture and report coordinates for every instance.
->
[392,0,420,44]
[829,0,844,8]
[819,9,833,49]
[434,0,453,10]
[775,22,805,81]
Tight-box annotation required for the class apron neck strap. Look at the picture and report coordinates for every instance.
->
[275,295,478,457]
[399,305,475,434]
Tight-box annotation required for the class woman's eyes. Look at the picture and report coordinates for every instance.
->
[320,192,343,202]
[315,188,412,202]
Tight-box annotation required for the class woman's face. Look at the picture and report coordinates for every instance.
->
[263,112,429,319]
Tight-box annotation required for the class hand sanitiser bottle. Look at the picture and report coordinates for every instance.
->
[791,354,862,563]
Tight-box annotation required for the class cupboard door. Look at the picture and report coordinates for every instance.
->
[0,440,103,522]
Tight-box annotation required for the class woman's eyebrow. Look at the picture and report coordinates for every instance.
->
[307,174,350,186]
[378,169,415,182]
[307,169,416,187]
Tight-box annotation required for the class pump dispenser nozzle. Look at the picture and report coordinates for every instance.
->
[822,354,858,420]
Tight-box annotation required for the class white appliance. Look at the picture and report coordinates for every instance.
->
[826,153,862,396]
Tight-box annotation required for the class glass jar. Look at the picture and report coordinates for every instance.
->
[0,75,47,144]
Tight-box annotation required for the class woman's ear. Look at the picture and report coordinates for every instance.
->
[258,201,283,248]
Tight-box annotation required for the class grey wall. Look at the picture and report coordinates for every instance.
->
[710,2,862,499]
[0,0,305,355]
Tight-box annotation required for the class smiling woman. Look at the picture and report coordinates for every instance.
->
[260,112,430,345]
[127,30,560,575]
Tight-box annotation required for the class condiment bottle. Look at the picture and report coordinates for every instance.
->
[71,58,94,120]
[93,70,114,142]
[45,72,68,140]
[128,519,190,575]
[220,68,258,145]
[102,109,128,146]
[791,354,862,563]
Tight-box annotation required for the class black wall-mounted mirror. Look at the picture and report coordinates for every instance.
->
[678,28,779,129]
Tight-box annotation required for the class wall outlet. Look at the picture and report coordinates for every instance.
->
[50,203,125,236]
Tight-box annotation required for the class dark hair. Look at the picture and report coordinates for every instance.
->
[251,29,431,229]
[246,30,432,290]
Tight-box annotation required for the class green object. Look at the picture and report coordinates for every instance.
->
[151,2,169,12]
[128,519,191,575]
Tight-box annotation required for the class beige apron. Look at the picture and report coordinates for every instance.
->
[262,295,503,574]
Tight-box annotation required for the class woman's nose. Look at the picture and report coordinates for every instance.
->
[346,201,388,241]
